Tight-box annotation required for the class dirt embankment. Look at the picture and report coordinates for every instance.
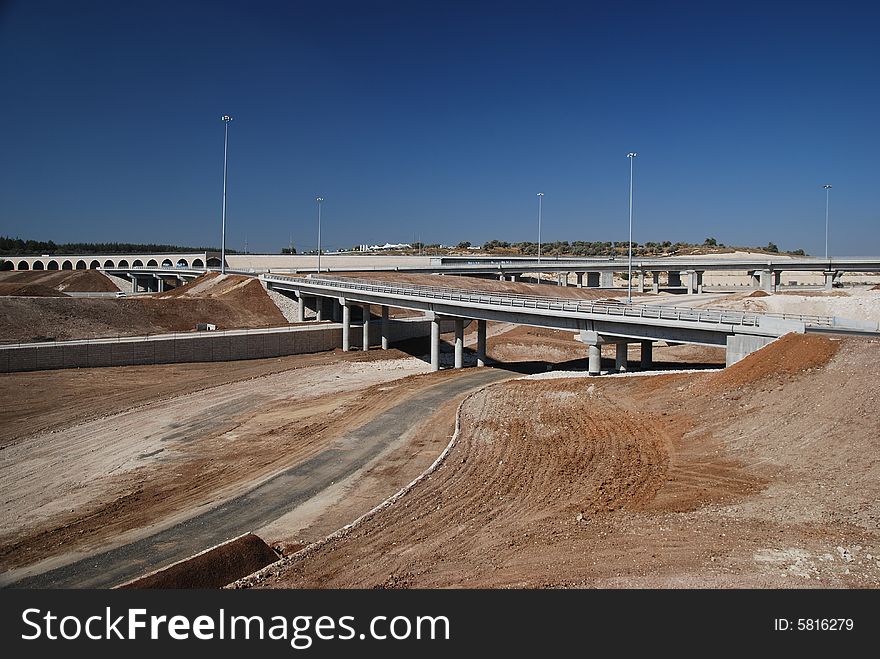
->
[244,333,880,588]
[0,270,120,293]
[0,273,287,343]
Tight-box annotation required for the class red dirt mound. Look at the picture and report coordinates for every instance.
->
[0,270,119,292]
[704,333,839,391]
[121,533,279,589]
[748,290,770,298]
[0,283,68,297]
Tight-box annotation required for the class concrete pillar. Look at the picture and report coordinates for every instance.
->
[454,318,464,368]
[575,272,584,288]
[824,271,836,291]
[476,319,487,367]
[332,300,341,322]
[511,274,519,282]
[131,276,139,293]
[156,277,165,293]
[651,272,659,294]
[430,316,441,372]
[381,305,389,349]
[342,302,351,351]
[615,342,628,372]
[499,273,505,281]
[587,272,600,287]
[760,269,775,293]
[600,271,614,288]
[638,270,645,293]
[558,272,569,287]
[588,344,601,376]
[362,304,370,351]
[640,341,653,370]
[685,270,695,295]
[696,271,704,294]
[296,294,305,322]
[315,297,324,322]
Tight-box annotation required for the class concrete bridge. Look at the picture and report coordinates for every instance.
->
[262,275,876,374]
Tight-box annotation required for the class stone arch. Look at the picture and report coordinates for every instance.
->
[147,259,158,267]
[0,260,12,271]
[89,260,101,269]
[161,259,173,268]
[47,260,59,270]
[103,259,115,268]
[75,259,87,270]
[192,258,204,268]
[61,260,73,270]
[33,261,45,270]
[132,259,143,267]
[207,257,222,267]
[118,259,129,268]
[18,261,30,270]
[176,258,189,268]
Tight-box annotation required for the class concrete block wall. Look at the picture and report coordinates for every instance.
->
[0,320,428,374]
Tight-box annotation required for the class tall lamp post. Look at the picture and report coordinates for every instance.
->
[220,115,233,274]
[823,184,832,259]
[316,197,324,273]
[536,192,544,263]
[627,152,637,304]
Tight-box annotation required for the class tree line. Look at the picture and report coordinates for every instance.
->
[0,236,233,256]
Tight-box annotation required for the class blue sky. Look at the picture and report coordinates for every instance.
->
[1,0,878,255]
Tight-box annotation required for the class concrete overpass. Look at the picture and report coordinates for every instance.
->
[262,274,875,374]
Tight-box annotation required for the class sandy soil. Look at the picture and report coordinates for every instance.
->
[240,334,880,588]
[0,352,437,573]
[0,273,288,343]
[696,289,880,324]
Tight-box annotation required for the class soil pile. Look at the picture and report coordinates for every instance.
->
[122,534,278,589]
[0,283,68,297]
[0,273,287,343]
[0,270,120,292]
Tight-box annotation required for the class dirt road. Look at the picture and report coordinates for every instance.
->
[5,366,514,587]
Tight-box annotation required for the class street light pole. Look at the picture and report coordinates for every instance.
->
[823,184,832,260]
[220,115,233,274]
[316,197,324,273]
[627,152,637,304]
[537,192,544,263]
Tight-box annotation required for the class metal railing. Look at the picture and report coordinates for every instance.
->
[264,274,836,328]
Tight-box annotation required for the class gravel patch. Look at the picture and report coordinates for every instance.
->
[265,288,300,323]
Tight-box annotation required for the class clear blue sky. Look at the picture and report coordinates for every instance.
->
[1,0,878,255]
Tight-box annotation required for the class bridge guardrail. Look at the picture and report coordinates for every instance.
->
[264,274,836,329]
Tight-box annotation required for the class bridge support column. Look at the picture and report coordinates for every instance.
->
[510,274,519,282]
[640,341,653,370]
[498,272,505,281]
[588,344,601,376]
[154,276,165,293]
[296,294,305,323]
[476,319,487,367]
[342,302,351,351]
[824,270,836,291]
[131,276,139,293]
[315,296,324,322]
[454,318,464,368]
[760,269,776,293]
[696,270,704,294]
[599,271,614,288]
[430,316,441,372]
[638,270,645,293]
[685,270,696,295]
[615,342,628,372]
[575,272,584,288]
[362,304,370,351]
[381,306,389,349]
[651,271,659,294]
[558,272,569,286]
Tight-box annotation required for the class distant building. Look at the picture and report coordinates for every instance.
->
[359,243,412,251]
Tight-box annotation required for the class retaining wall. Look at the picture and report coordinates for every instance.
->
[0,318,433,373]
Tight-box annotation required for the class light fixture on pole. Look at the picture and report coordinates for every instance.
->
[627,152,637,304]
[220,115,233,274]
[823,184,832,259]
[537,192,544,263]
[316,197,324,273]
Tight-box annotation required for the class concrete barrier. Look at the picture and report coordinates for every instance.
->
[0,317,435,373]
